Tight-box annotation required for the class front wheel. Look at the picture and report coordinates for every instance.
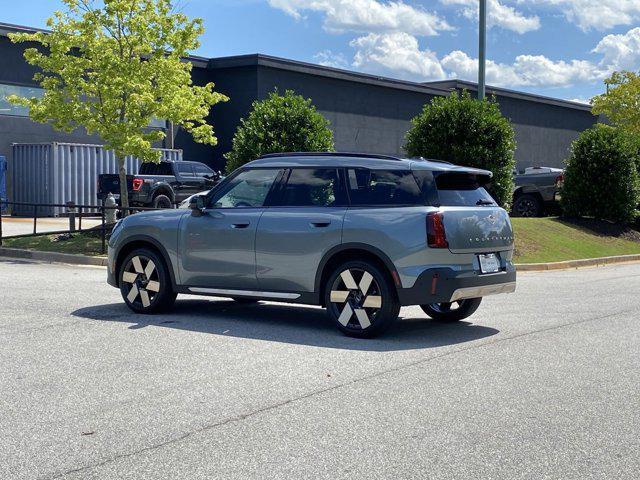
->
[324,260,400,338]
[512,194,542,217]
[119,248,176,314]
[420,298,482,322]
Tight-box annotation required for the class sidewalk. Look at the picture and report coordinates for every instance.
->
[0,215,102,237]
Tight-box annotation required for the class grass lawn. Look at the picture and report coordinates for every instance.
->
[2,232,106,256]
[512,217,640,263]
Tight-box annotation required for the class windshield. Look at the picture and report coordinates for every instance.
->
[434,172,497,206]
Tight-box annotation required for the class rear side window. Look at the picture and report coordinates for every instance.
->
[435,172,497,206]
[347,169,424,206]
[139,162,173,176]
[278,168,343,207]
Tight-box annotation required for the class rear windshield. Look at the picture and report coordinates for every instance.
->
[434,172,497,207]
[347,169,424,206]
[139,162,173,176]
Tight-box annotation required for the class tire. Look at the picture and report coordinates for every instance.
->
[420,298,482,322]
[512,194,542,217]
[119,248,176,314]
[324,260,400,338]
[152,194,173,209]
[231,297,260,304]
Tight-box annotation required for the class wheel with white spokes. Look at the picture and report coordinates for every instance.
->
[325,261,400,338]
[119,248,176,314]
[420,298,482,322]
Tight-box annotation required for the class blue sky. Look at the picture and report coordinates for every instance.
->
[4,1,640,103]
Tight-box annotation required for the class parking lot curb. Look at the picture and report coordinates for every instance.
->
[516,254,640,271]
[0,247,107,267]
[1,247,640,272]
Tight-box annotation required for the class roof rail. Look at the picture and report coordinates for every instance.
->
[258,152,402,161]
[410,156,453,165]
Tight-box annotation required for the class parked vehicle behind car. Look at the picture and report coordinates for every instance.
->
[107,152,517,338]
[512,166,564,217]
[97,160,223,208]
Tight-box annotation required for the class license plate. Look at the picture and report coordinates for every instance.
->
[478,254,500,274]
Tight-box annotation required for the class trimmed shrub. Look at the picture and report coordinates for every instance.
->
[405,91,516,208]
[561,125,640,224]
[224,90,334,173]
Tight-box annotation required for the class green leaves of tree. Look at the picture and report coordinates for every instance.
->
[592,71,640,136]
[224,90,334,173]
[9,0,228,164]
[404,91,516,208]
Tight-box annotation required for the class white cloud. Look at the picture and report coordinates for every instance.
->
[593,27,640,71]
[350,32,447,80]
[442,0,540,34]
[441,50,602,87]
[530,1,640,31]
[567,97,592,105]
[314,50,349,68]
[267,0,452,36]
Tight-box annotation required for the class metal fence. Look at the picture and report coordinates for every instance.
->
[10,143,182,216]
[0,200,171,255]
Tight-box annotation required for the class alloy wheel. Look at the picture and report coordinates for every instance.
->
[121,255,161,309]
[329,268,382,331]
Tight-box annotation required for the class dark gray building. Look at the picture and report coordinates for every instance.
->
[0,21,599,189]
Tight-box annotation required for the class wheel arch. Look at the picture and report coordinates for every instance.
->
[114,235,177,289]
[315,243,400,306]
[150,184,175,202]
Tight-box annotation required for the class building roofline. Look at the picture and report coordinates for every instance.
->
[208,53,451,96]
[423,79,593,112]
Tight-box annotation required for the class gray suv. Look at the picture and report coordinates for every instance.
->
[107,153,516,338]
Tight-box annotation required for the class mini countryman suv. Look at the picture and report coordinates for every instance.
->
[107,153,516,338]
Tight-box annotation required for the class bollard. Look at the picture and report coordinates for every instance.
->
[66,201,76,232]
[105,193,118,224]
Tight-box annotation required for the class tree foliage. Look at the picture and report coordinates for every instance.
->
[225,90,334,173]
[592,71,640,135]
[561,125,640,224]
[404,91,516,208]
[9,0,228,207]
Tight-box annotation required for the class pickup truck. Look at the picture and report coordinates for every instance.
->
[512,166,564,217]
[98,160,223,208]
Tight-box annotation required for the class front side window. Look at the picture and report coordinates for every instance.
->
[194,164,214,177]
[347,169,424,206]
[177,164,195,177]
[210,169,280,208]
[279,168,342,207]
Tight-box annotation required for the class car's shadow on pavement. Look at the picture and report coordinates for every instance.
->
[72,299,499,352]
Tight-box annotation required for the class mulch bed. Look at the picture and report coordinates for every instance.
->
[558,217,640,242]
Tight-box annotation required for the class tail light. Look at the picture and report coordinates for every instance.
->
[555,173,564,187]
[132,178,144,191]
[427,211,448,248]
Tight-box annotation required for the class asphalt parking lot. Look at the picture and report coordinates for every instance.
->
[1,259,639,479]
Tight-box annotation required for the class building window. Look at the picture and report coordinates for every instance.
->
[0,83,44,117]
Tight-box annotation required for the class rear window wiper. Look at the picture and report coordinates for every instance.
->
[476,199,495,206]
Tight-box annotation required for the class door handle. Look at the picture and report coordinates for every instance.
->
[310,221,331,228]
[231,222,250,229]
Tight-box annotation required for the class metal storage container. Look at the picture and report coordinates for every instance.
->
[0,155,7,213]
[10,143,182,216]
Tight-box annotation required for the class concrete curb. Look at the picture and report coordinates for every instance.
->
[1,247,640,272]
[516,254,640,271]
[0,247,107,267]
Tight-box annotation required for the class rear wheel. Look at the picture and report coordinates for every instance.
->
[152,194,173,209]
[512,194,542,217]
[325,260,399,338]
[420,298,482,322]
[119,248,176,314]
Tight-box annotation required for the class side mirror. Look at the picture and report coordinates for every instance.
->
[189,195,206,216]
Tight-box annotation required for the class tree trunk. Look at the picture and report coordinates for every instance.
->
[117,156,129,215]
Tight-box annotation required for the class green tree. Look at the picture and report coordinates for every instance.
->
[592,71,640,136]
[561,125,639,224]
[405,91,516,208]
[9,0,228,209]
[225,90,334,173]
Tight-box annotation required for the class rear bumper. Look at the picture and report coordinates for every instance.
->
[397,264,517,306]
